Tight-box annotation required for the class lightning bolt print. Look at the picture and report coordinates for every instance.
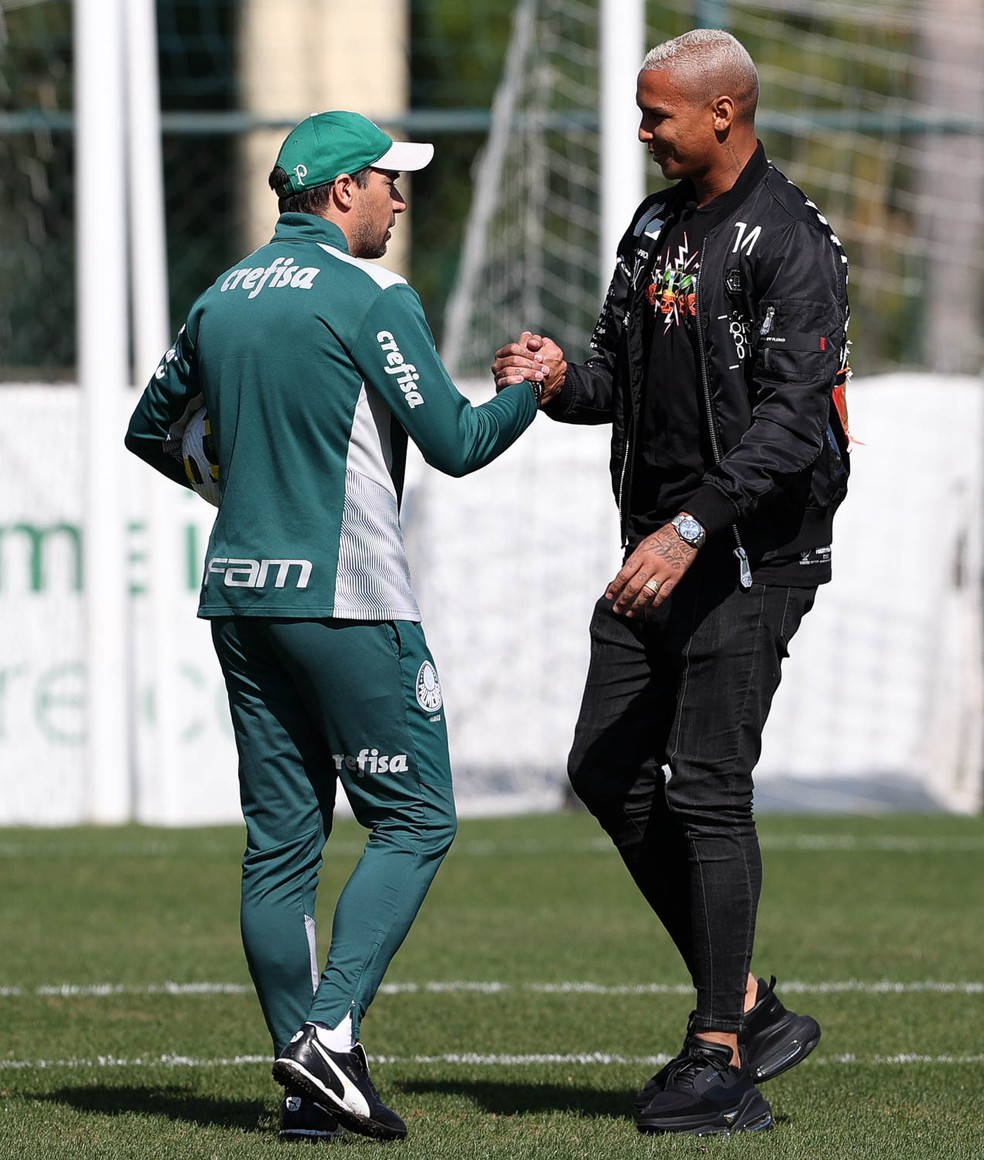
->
[647,232,700,331]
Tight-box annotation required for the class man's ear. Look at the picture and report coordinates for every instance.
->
[710,94,735,132]
[330,173,357,210]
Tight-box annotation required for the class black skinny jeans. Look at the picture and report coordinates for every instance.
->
[568,562,816,1034]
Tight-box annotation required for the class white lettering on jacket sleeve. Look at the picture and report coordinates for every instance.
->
[375,331,425,408]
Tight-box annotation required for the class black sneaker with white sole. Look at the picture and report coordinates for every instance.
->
[635,1037,773,1137]
[278,1090,346,1143]
[273,1022,407,1141]
[634,975,820,1113]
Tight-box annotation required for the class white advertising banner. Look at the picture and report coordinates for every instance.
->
[0,388,239,824]
[1,388,89,823]
[0,376,981,824]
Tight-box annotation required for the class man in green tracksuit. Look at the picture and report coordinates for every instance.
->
[125,111,544,1143]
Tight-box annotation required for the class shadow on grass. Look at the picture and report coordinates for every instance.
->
[29,1080,794,1138]
[27,1085,270,1133]
[401,1076,630,1119]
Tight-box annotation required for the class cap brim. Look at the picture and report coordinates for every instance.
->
[373,140,434,173]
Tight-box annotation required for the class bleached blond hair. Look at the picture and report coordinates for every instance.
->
[641,29,759,122]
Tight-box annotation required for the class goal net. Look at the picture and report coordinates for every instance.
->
[441,0,984,378]
[442,0,607,377]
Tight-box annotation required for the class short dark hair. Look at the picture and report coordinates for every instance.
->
[268,165,372,214]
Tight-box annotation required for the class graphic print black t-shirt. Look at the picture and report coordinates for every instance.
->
[627,200,719,548]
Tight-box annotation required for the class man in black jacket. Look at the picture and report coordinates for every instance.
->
[493,29,850,1136]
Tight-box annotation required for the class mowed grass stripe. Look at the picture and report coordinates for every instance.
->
[1,978,981,997]
[2,833,984,859]
[3,1052,983,1071]
[1,839,984,858]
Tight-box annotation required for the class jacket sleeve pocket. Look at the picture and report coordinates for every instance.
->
[754,299,838,383]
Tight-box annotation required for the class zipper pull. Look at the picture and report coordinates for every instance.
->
[760,305,775,336]
[734,546,753,589]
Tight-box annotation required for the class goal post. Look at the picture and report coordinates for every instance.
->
[600,0,645,271]
[75,0,131,822]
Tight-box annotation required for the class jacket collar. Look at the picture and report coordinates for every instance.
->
[272,212,349,252]
[667,141,769,222]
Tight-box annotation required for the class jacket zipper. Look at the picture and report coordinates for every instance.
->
[616,444,631,544]
[616,312,633,544]
[693,269,753,590]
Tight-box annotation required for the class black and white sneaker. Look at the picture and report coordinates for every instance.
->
[634,976,820,1112]
[743,975,821,1083]
[635,1037,773,1136]
[273,1022,407,1141]
[278,1090,346,1143]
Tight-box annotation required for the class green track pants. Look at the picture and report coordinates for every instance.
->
[211,616,456,1055]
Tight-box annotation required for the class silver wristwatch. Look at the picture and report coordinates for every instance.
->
[670,513,707,550]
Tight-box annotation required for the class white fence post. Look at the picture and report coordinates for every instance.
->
[75,0,131,821]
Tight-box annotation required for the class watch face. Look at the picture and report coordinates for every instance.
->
[674,516,704,546]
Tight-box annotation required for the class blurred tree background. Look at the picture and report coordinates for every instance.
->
[0,0,515,378]
[1,0,981,379]
[0,0,74,375]
[407,0,515,343]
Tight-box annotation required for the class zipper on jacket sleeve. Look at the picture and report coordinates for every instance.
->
[693,270,753,590]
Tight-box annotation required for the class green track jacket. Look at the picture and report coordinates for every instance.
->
[126,213,536,620]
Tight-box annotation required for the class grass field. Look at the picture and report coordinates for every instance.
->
[0,811,982,1158]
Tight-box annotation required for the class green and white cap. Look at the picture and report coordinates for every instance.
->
[273,111,434,196]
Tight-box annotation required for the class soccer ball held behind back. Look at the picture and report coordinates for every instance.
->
[181,405,220,506]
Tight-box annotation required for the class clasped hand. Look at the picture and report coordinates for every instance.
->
[491,331,567,404]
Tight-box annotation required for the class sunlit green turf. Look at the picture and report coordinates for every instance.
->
[0,811,982,1157]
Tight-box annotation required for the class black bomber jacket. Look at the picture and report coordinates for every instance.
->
[545,144,851,587]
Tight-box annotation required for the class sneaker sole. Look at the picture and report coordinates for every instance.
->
[637,1089,774,1137]
[751,1015,821,1083]
[278,1127,346,1142]
[273,1058,407,1142]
